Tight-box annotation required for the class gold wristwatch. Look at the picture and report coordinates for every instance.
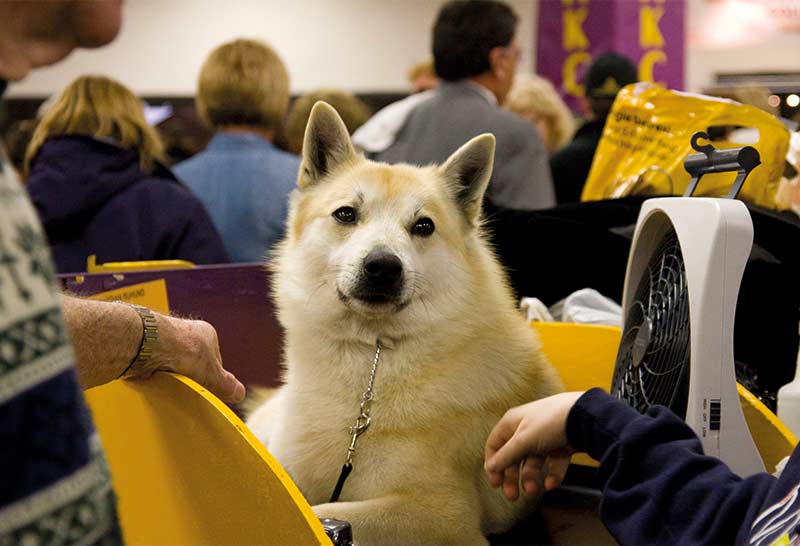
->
[118,302,158,377]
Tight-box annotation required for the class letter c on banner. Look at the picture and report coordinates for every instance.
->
[563,51,591,98]
[639,50,667,85]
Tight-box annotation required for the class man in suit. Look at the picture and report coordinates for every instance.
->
[372,0,555,211]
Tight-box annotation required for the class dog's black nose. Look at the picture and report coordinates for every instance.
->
[358,250,404,302]
[363,250,403,282]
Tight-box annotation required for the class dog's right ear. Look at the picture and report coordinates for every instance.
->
[439,134,496,225]
[297,102,357,190]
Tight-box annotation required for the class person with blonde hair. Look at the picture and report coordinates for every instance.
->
[407,60,439,94]
[25,74,229,273]
[281,88,370,155]
[174,38,299,262]
[505,73,575,154]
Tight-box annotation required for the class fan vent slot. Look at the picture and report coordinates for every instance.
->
[612,226,691,417]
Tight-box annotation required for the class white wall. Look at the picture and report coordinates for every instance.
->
[7,0,799,99]
[686,0,800,92]
[7,0,537,97]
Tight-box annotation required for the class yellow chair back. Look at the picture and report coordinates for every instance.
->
[86,254,195,273]
[85,373,330,546]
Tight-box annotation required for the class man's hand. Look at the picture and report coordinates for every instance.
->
[484,391,584,500]
[134,313,245,404]
[62,296,245,404]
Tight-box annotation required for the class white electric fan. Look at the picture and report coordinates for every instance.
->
[611,131,765,476]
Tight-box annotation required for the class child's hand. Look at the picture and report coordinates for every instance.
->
[484,391,585,500]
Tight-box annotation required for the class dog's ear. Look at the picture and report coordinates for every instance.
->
[438,134,495,224]
[298,101,357,190]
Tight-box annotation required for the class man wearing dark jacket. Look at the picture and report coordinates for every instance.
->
[550,52,638,204]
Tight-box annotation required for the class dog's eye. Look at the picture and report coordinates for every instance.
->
[412,217,435,237]
[333,206,357,224]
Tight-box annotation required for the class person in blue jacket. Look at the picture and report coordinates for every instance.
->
[25,74,229,273]
[173,38,299,263]
[485,389,800,545]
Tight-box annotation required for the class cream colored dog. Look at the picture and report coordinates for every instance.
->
[247,102,563,546]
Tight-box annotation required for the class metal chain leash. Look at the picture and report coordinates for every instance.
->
[329,339,382,502]
[346,340,382,464]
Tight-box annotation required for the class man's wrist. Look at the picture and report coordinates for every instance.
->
[115,302,159,378]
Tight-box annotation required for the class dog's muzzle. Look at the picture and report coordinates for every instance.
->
[352,249,405,304]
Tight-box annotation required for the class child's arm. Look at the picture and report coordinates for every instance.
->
[485,391,583,499]
[486,388,779,545]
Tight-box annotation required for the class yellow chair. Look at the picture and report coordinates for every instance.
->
[532,322,797,471]
[86,254,195,273]
[85,373,331,546]
[82,265,329,544]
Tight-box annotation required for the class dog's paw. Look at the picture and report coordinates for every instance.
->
[311,501,340,520]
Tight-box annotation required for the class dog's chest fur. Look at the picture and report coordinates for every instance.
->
[265,332,551,508]
[269,344,459,502]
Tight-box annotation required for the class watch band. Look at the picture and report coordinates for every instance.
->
[117,302,159,378]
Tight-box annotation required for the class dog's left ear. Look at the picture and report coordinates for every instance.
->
[298,101,357,190]
[438,134,495,225]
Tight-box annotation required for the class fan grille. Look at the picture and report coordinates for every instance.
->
[612,226,691,417]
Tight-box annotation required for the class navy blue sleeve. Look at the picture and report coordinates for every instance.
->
[566,388,777,545]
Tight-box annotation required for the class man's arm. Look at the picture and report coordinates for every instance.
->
[61,295,245,404]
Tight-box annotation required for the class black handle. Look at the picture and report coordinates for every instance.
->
[683,131,761,199]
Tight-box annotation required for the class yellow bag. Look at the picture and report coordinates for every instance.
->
[581,83,790,209]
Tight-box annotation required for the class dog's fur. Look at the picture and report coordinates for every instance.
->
[247,103,563,546]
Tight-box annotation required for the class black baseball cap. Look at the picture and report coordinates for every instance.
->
[585,52,638,98]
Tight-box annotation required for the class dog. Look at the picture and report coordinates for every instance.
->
[247,102,563,546]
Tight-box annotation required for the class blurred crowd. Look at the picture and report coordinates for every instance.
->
[5,0,796,275]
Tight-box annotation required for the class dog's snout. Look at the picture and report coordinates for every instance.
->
[363,250,403,282]
[352,249,405,304]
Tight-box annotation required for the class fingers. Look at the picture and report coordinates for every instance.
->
[484,409,520,463]
[519,453,570,496]
[212,369,246,404]
[485,407,536,477]
[502,460,521,501]
[485,393,586,500]
[487,468,504,488]
[521,455,545,495]
[544,453,571,491]
[158,316,246,404]
[191,320,245,404]
[486,426,534,476]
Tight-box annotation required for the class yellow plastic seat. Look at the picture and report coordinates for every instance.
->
[86,254,195,273]
[85,373,330,546]
[532,322,797,471]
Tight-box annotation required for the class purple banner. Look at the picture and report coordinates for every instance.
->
[536,0,685,112]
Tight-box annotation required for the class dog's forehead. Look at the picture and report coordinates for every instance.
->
[333,161,440,201]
